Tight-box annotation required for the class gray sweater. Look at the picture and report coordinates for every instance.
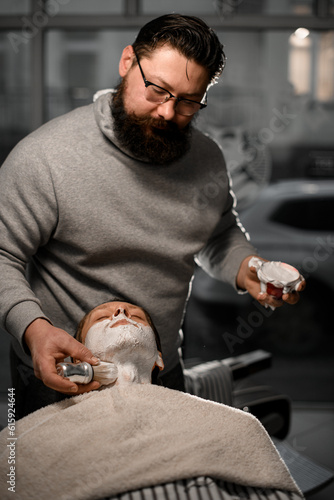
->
[0,92,255,372]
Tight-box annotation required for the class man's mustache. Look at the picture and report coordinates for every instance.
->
[130,113,178,132]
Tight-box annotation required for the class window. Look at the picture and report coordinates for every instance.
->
[289,29,334,101]
[0,31,31,164]
[45,0,123,15]
[142,0,217,16]
[0,0,30,15]
[45,29,137,121]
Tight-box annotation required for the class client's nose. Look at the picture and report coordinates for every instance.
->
[113,307,128,317]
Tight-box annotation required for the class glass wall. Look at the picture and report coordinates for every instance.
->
[42,25,334,197]
[142,0,334,16]
[45,0,123,15]
[142,0,218,16]
[0,0,30,15]
[0,31,31,164]
[1,0,333,180]
[198,28,334,189]
[45,29,137,121]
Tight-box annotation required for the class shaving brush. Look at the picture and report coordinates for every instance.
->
[56,361,118,386]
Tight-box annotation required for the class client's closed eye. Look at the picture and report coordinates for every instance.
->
[96,316,109,323]
[133,314,145,321]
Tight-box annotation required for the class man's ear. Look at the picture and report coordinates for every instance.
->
[154,351,164,371]
[119,45,135,78]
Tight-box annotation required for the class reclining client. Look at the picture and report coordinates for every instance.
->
[0,300,304,500]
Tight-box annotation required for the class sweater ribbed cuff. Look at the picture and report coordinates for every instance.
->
[215,247,257,292]
[6,301,52,355]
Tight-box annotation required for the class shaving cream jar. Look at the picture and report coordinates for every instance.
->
[249,257,304,298]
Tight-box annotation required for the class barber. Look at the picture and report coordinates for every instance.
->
[0,14,304,418]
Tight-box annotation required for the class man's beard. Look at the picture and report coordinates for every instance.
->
[111,80,192,165]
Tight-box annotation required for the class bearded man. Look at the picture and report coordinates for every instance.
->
[0,14,304,418]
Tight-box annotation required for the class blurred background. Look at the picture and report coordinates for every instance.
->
[0,1,333,497]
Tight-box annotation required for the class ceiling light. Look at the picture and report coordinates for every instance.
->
[294,28,310,39]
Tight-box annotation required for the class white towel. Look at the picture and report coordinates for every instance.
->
[0,384,303,500]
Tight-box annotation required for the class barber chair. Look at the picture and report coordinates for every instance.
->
[184,350,334,497]
[104,350,333,500]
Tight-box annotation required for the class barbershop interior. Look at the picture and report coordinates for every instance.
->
[0,1,334,499]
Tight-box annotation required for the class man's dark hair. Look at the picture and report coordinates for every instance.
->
[132,13,226,85]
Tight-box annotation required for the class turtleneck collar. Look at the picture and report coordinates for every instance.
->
[93,90,155,163]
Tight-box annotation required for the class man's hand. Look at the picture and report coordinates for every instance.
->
[237,255,306,309]
[24,318,101,395]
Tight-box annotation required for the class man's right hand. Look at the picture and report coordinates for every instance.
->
[24,318,101,394]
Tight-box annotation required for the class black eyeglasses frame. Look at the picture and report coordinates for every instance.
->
[133,50,207,116]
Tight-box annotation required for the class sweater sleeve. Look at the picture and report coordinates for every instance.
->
[0,137,57,345]
[195,182,257,290]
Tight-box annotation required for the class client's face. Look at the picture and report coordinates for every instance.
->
[81,301,150,343]
[81,302,164,383]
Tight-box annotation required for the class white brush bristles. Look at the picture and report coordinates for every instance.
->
[92,361,118,386]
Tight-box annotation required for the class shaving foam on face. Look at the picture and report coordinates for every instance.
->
[84,313,163,385]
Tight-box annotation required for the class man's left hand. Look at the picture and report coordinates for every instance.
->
[237,255,306,309]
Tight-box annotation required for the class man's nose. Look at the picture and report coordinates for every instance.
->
[157,99,176,121]
[113,307,129,317]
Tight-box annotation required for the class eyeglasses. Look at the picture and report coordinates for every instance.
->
[134,51,207,117]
